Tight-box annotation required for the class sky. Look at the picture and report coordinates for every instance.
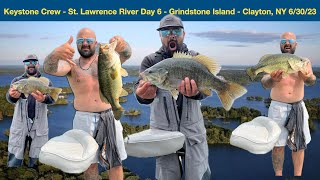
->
[0,21,319,66]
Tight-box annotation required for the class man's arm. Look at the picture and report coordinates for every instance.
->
[42,95,55,104]
[6,77,21,104]
[43,52,72,76]
[43,36,75,76]
[118,42,132,64]
[299,59,317,86]
[109,36,132,64]
[261,70,283,89]
[134,55,157,104]
[261,74,275,89]
[305,74,316,86]
[6,90,19,104]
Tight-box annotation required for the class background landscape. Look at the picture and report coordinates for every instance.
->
[0,65,319,179]
[0,20,319,180]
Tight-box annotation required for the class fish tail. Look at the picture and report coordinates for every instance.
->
[246,68,256,81]
[49,87,62,102]
[113,106,124,120]
[217,82,247,111]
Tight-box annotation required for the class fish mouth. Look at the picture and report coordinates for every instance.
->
[168,41,177,51]
[140,71,156,83]
[11,84,18,90]
[140,72,148,81]
[305,60,310,65]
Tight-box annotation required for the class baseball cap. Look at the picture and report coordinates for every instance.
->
[23,54,38,62]
[157,14,184,31]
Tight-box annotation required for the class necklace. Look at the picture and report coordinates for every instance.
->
[79,55,97,71]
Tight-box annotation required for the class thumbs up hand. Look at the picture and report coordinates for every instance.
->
[54,36,76,66]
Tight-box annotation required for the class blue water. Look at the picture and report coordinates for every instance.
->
[0,74,319,180]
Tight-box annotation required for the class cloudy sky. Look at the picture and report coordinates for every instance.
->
[0,21,319,66]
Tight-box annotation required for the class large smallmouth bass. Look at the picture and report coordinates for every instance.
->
[141,52,247,111]
[246,53,309,81]
[12,76,62,101]
[98,41,128,120]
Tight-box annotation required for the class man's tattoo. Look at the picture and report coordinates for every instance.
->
[43,52,59,74]
[118,41,132,61]
[305,75,316,86]
[272,150,284,172]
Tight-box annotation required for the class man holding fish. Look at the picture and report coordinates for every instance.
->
[260,32,316,176]
[136,14,247,180]
[135,14,235,180]
[43,28,131,180]
[6,54,59,168]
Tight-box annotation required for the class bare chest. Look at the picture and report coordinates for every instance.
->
[276,72,303,87]
[68,64,99,92]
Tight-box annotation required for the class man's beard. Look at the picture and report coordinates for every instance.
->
[166,40,181,57]
[78,46,95,58]
[281,45,296,54]
[26,67,38,76]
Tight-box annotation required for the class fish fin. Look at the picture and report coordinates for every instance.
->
[99,90,109,103]
[170,89,179,100]
[110,70,119,80]
[49,87,62,102]
[173,51,193,59]
[120,67,128,77]
[38,77,50,86]
[113,108,124,120]
[200,88,212,96]
[216,82,247,111]
[246,67,256,81]
[120,88,129,97]
[259,54,273,63]
[192,55,221,75]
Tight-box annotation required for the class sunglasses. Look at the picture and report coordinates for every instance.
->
[24,61,38,65]
[76,38,95,45]
[280,39,296,45]
[160,28,183,37]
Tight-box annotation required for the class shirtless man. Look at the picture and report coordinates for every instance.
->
[261,32,316,176]
[43,28,131,180]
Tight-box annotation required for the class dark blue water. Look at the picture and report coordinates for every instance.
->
[1,75,319,180]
